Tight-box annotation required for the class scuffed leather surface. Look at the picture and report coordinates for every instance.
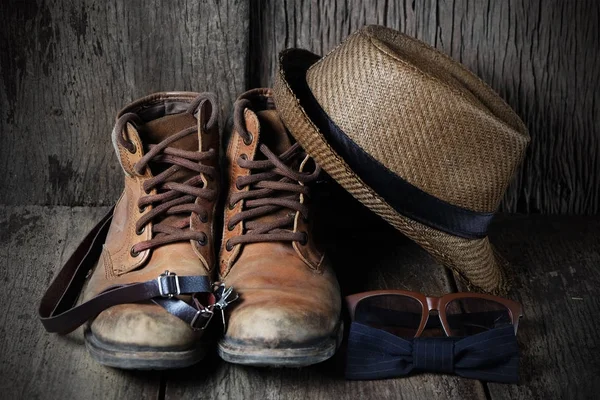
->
[222,242,340,346]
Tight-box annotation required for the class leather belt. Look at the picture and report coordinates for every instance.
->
[38,209,236,334]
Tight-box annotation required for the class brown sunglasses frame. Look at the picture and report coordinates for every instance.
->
[346,290,523,337]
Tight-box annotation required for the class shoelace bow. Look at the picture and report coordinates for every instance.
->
[114,95,218,256]
[226,100,321,250]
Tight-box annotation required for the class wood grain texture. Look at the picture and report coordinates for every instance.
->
[0,205,160,399]
[1,1,599,397]
[0,0,249,206]
[1,0,598,213]
[457,215,600,399]
[165,187,487,400]
[1,202,599,398]
[249,0,600,213]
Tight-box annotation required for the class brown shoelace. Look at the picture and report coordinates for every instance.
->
[226,100,321,251]
[113,95,218,256]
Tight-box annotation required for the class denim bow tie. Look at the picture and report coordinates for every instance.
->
[346,322,519,383]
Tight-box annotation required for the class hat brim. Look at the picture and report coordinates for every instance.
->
[273,48,510,294]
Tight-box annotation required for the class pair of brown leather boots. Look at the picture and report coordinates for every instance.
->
[64,89,341,369]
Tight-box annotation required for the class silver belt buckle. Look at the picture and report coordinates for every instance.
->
[157,270,181,298]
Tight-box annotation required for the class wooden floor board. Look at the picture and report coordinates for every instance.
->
[2,203,599,399]
[455,215,600,400]
[0,206,160,399]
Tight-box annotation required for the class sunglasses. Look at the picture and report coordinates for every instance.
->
[346,290,523,338]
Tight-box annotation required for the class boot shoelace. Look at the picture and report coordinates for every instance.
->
[113,95,218,257]
[225,121,321,250]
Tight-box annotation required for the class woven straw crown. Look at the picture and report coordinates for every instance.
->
[306,26,529,212]
[273,25,529,293]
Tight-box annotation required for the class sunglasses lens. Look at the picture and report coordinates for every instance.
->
[445,297,513,336]
[354,295,423,338]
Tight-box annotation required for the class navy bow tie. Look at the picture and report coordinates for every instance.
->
[346,322,519,383]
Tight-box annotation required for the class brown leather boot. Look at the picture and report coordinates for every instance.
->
[40,92,223,369]
[217,88,342,366]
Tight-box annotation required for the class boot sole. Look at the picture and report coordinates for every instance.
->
[217,320,343,367]
[84,329,207,370]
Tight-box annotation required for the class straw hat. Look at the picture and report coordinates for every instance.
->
[273,25,529,293]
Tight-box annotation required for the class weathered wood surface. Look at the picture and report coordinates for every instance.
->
[459,215,600,400]
[0,205,161,399]
[0,0,249,206]
[1,1,599,398]
[1,0,598,213]
[250,0,600,213]
[2,201,599,399]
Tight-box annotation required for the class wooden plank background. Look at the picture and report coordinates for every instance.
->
[1,0,598,213]
[0,0,249,206]
[1,2,599,398]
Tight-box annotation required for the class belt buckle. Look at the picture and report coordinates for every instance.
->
[190,308,214,331]
[157,270,181,298]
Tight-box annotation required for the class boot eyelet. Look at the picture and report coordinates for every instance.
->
[136,226,145,235]
[227,223,235,231]
[243,133,253,146]
[200,214,208,223]
[130,247,140,257]
[135,166,148,176]
[237,154,248,167]
[139,206,147,213]
[228,202,235,210]
[128,142,137,154]
[225,240,233,251]
[300,232,308,245]
[197,235,207,246]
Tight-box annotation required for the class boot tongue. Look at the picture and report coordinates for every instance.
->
[141,112,198,150]
[138,112,198,176]
[255,110,293,156]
